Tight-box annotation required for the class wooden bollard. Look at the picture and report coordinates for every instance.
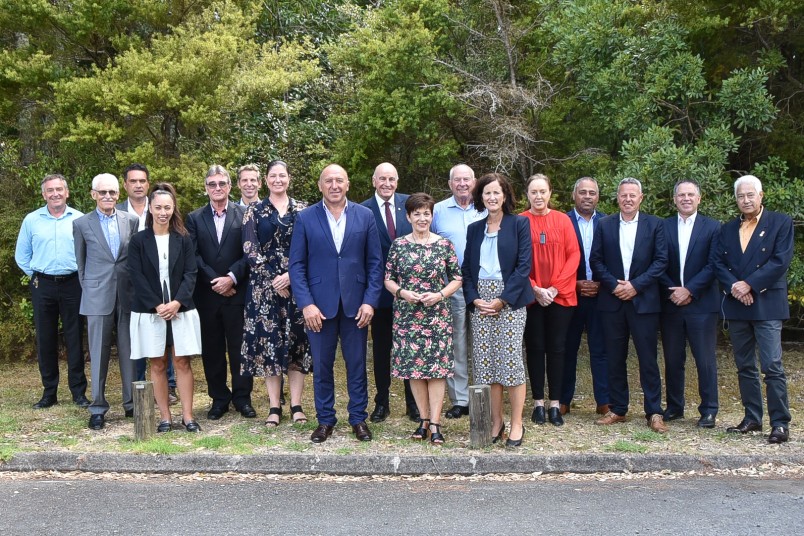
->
[468,384,492,448]
[132,381,155,441]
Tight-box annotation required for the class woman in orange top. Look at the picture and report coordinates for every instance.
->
[520,174,580,426]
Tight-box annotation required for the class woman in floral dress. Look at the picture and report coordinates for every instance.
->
[384,193,463,444]
[241,160,311,427]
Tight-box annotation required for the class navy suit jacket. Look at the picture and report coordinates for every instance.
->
[714,209,793,321]
[289,200,384,318]
[361,193,412,309]
[567,209,606,281]
[185,201,249,308]
[590,212,667,314]
[462,213,533,310]
[659,214,721,314]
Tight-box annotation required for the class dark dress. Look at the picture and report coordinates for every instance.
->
[385,237,461,379]
[241,197,312,377]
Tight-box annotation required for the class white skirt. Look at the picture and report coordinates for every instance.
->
[130,309,202,359]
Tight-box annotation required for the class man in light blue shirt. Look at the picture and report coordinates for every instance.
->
[15,174,88,409]
[431,164,486,419]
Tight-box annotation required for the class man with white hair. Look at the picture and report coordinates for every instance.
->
[715,175,793,444]
[73,173,140,430]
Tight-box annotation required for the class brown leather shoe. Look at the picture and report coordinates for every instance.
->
[595,411,626,425]
[648,414,669,434]
[596,404,610,415]
[352,421,372,442]
[559,404,570,416]
[310,424,334,443]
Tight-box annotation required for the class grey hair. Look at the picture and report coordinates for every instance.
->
[40,174,68,193]
[673,179,701,196]
[618,177,642,193]
[206,164,231,182]
[449,163,475,182]
[572,176,598,193]
[91,173,119,191]
[734,175,763,196]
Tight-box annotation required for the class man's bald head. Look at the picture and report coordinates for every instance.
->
[372,162,399,202]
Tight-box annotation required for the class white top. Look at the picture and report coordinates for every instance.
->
[677,212,696,287]
[127,199,148,232]
[323,201,348,253]
[155,233,171,299]
[375,192,395,228]
[619,212,639,280]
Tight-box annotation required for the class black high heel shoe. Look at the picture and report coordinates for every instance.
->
[492,422,505,444]
[505,425,525,447]
[411,418,430,440]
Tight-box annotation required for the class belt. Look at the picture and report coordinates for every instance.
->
[34,271,78,282]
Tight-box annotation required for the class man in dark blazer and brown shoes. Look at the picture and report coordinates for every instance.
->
[361,162,417,423]
[659,179,721,429]
[590,177,668,433]
[715,175,793,444]
[186,165,255,420]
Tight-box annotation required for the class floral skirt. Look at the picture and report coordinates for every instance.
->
[470,279,526,387]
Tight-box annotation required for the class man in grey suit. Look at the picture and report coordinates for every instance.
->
[74,173,140,430]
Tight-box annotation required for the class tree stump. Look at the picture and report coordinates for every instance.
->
[469,384,492,448]
[132,381,155,441]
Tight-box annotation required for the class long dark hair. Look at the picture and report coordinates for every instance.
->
[145,182,187,236]
[472,173,517,214]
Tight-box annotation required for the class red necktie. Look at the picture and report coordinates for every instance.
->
[384,201,396,240]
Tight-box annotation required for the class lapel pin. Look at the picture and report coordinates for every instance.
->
[759,231,765,237]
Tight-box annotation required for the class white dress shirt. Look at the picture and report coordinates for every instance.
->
[619,212,640,280]
[677,212,696,287]
[324,200,348,253]
[375,192,395,228]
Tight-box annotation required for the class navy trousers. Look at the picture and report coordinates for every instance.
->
[561,296,609,406]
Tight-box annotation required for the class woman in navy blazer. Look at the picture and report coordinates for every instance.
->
[462,173,532,447]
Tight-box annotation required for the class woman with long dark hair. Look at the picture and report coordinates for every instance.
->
[129,183,202,432]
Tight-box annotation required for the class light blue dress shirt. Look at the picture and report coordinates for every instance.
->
[573,209,595,280]
[431,196,486,266]
[478,226,503,280]
[15,205,84,276]
[97,209,120,260]
[324,200,349,253]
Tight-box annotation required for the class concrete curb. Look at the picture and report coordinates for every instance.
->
[3,452,804,475]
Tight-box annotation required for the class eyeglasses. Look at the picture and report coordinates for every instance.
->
[93,189,119,197]
[206,181,230,190]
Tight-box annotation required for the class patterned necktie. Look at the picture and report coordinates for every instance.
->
[384,201,396,240]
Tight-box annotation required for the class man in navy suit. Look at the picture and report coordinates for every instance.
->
[361,162,417,423]
[186,165,255,420]
[560,177,610,416]
[659,180,721,429]
[289,164,384,443]
[590,178,668,433]
[715,175,793,444]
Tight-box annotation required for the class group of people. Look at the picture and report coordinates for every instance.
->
[15,160,793,446]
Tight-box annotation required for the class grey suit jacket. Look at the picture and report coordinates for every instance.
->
[73,209,140,316]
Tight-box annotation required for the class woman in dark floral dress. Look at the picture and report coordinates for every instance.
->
[241,160,311,427]
[384,193,463,444]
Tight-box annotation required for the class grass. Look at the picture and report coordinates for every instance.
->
[0,338,801,458]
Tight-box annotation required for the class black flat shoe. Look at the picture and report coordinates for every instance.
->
[238,404,257,418]
[406,404,421,422]
[207,405,228,420]
[531,406,546,425]
[370,404,390,423]
[88,414,104,430]
[156,420,172,433]
[548,407,564,426]
[73,395,91,408]
[33,396,58,409]
[663,410,684,421]
[125,409,134,418]
[445,405,468,419]
[182,419,201,433]
[506,425,525,448]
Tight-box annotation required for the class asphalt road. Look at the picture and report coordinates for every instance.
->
[1,474,802,535]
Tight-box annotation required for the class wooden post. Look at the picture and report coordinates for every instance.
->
[468,384,492,448]
[132,381,155,441]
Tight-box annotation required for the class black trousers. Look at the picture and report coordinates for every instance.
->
[371,307,414,409]
[525,302,574,401]
[198,302,253,409]
[30,273,87,399]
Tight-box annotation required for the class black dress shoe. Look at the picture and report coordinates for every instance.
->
[768,427,789,444]
[310,424,334,443]
[125,409,134,418]
[445,405,468,419]
[663,410,684,421]
[406,404,421,422]
[88,414,104,430]
[531,406,546,425]
[237,404,257,418]
[370,404,390,423]
[207,406,229,420]
[697,414,716,429]
[727,420,762,434]
[352,421,373,441]
[548,407,564,426]
[156,420,172,433]
[182,419,201,432]
[73,395,91,408]
[33,396,58,409]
